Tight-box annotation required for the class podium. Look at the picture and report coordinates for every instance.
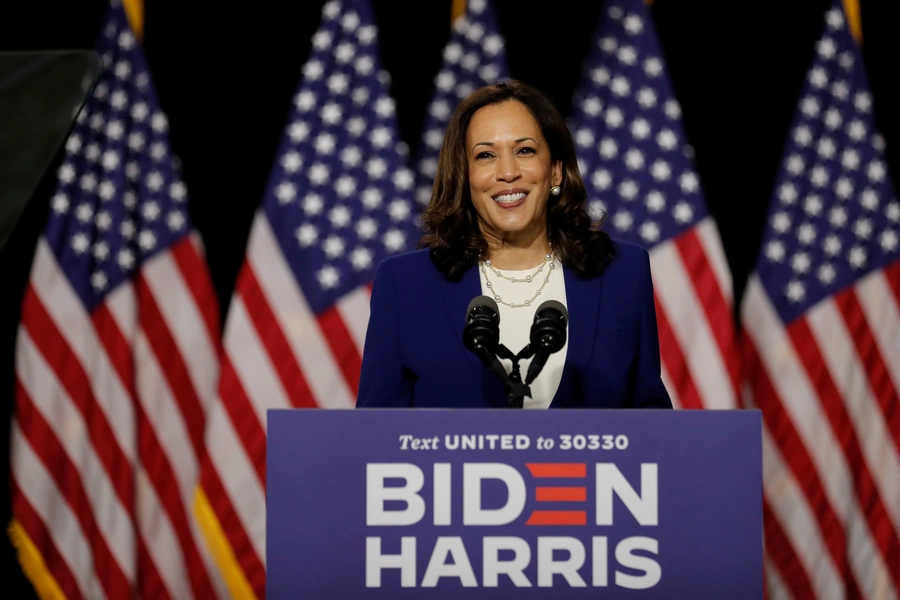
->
[267,408,762,599]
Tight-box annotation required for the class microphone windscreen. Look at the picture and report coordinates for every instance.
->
[534,299,568,323]
[467,294,500,318]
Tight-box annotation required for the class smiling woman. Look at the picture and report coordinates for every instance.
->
[355,79,672,411]
[465,100,561,257]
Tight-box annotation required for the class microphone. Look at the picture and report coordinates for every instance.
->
[463,296,509,385]
[524,300,568,385]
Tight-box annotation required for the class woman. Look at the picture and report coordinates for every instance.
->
[356,80,671,409]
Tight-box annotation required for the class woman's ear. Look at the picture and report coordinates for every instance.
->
[553,160,563,187]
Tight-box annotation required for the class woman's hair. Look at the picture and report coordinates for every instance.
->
[419,79,616,281]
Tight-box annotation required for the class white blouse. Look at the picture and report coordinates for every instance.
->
[478,258,568,409]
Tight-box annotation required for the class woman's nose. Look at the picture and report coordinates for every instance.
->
[495,152,520,182]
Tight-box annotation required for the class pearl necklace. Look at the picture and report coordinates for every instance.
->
[480,251,556,309]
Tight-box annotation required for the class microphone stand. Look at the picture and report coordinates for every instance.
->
[495,343,535,409]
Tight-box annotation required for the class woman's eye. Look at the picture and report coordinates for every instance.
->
[475,151,493,159]
[518,147,536,155]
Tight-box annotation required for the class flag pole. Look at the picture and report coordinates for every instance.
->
[842,0,862,44]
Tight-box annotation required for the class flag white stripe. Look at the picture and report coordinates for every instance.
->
[659,363,680,409]
[16,328,136,581]
[134,330,199,498]
[856,271,900,400]
[761,421,842,598]
[106,283,136,346]
[224,295,292,428]
[143,250,219,406]
[763,552,791,600]
[808,298,900,536]
[205,401,267,564]
[248,214,354,409]
[134,466,189,600]
[743,276,887,595]
[696,218,734,304]
[11,424,99,600]
[650,241,736,409]
[31,240,136,459]
[90,260,224,599]
[336,285,371,356]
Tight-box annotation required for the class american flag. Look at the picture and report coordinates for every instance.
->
[740,2,900,597]
[568,0,741,410]
[195,0,421,596]
[413,0,509,206]
[9,3,226,599]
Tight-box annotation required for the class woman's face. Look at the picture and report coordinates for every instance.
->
[466,100,562,247]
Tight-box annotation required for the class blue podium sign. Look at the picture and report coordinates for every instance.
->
[267,408,762,599]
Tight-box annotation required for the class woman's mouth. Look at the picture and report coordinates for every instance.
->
[493,192,527,207]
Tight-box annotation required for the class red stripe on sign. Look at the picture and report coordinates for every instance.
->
[240,264,319,408]
[526,463,586,478]
[526,511,587,526]
[535,487,587,502]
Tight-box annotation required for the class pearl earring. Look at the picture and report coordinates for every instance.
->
[550,185,561,196]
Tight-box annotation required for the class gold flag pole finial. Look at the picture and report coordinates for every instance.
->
[842,0,862,44]
[451,0,466,23]
[122,0,144,41]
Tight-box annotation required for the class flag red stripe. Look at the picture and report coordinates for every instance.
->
[91,304,170,599]
[674,228,741,398]
[240,265,318,408]
[132,394,216,599]
[884,260,900,305]
[199,461,266,598]
[11,477,85,600]
[20,285,134,512]
[741,335,861,594]
[762,497,816,599]
[15,380,131,600]
[317,304,361,398]
[535,487,587,502]
[135,535,170,600]
[170,237,221,351]
[834,287,900,456]
[218,355,267,486]
[789,317,900,591]
[526,463,586,478]
[653,292,703,409]
[525,511,587,525]
[135,272,207,457]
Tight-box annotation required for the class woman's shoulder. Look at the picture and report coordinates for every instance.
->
[605,239,650,272]
[376,248,434,276]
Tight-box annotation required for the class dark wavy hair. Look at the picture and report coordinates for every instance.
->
[419,79,616,281]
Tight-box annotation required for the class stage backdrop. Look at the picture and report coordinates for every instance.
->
[0,1,898,598]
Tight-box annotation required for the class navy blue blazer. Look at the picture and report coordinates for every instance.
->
[356,241,672,409]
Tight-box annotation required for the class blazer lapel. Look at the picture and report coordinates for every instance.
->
[438,265,505,398]
[438,268,483,378]
[552,267,603,407]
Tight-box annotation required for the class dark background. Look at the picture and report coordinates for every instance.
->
[1,0,898,596]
